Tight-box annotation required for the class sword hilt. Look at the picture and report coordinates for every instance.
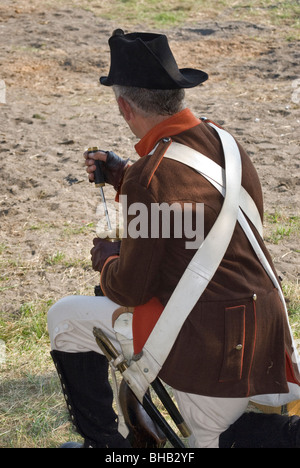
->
[93,327,128,373]
[87,147,105,188]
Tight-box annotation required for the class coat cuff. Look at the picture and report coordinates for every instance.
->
[100,255,119,295]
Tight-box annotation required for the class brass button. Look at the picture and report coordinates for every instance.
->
[235,344,243,351]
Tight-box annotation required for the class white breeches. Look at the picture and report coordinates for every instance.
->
[47,295,249,448]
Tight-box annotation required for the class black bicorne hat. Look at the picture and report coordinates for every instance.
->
[100,29,208,90]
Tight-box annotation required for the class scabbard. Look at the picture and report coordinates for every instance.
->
[151,378,191,438]
[93,326,187,448]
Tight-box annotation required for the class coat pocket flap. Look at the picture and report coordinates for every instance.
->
[219,305,246,382]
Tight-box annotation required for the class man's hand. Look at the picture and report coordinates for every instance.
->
[84,149,107,183]
[84,149,129,191]
[90,237,121,272]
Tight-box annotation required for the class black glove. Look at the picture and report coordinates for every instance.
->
[90,237,121,272]
[104,151,129,191]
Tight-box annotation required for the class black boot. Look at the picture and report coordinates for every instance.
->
[219,411,300,448]
[51,350,131,448]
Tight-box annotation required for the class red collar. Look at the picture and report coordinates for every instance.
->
[135,108,201,157]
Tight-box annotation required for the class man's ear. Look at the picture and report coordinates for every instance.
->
[117,96,134,122]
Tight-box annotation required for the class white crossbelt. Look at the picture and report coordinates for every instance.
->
[122,123,300,404]
[164,141,263,237]
[123,123,242,401]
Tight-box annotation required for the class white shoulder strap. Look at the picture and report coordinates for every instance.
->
[123,123,243,402]
[165,132,300,402]
[164,141,263,237]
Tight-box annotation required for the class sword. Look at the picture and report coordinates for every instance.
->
[93,327,190,448]
[87,147,112,232]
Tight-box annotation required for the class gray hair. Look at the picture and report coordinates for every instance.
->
[113,85,186,117]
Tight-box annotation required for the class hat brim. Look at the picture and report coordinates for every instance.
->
[176,68,209,88]
[100,67,208,89]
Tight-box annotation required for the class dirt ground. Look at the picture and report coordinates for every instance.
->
[0,1,299,319]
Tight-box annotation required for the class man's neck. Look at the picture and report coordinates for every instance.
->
[135,108,201,157]
[133,114,172,139]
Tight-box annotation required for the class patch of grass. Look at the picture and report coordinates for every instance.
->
[282,281,300,338]
[0,371,79,448]
[81,0,300,36]
[232,1,300,23]
[15,0,300,36]
[0,300,51,358]
[264,211,300,245]
[0,243,8,254]
[229,0,300,40]
[0,298,79,448]
[45,251,65,266]
[62,221,95,237]
[97,0,193,27]
[263,210,300,336]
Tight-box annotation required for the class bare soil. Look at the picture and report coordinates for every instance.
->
[0,1,299,318]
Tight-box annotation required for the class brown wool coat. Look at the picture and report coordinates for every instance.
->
[100,110,300,397]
